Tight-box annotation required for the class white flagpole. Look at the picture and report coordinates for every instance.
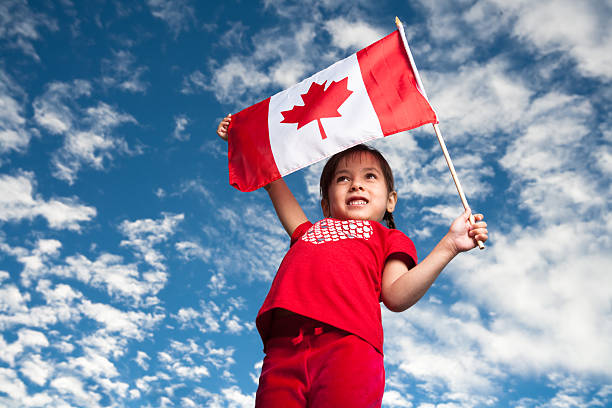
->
[395,17,485,249]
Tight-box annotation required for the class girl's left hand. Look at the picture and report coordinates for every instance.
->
[448,209,488,253]
[217,114,231,142]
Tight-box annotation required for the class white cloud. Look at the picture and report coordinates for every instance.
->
[152,339,238,389]
[181,70,207,94]
[173,296,253,338]
[2,238,62,288]
[196,385,255,408]
[173,178,214,204]
[0,367,27,401]
[418,0,612,80]
[201,57,273,106]
[220,386,255,407]
[426,58,533,141]
[172,114,190,141]
[173,301,221,333]
[202,9,391,109]
[0,282,30,313]
[79,300,164,340]
[101,50,149,93]
[65,349,119,379]
[51,375,102,407]
[0,0,58,61]
[0,171,96,230]
[175,240,211,261]
[33,80,91,135]
[48,253,165,305]
[52,103,136,183]
[499,0,612,80]
[208,271,234,296]
[210,201,289,282]
[324,17,386,50]
[135,351,150,370]
[119,212,184,270]
[0,69,30,155]
[453,223,612,374]
[147,0,195,38]
[383,389,413,407]
[0,279,83,332]
[33,81,137,184]
[19,354,53,386]
[158,354,210,381]
[500,91,599,223]
[78,331,128,360]
[202,21,338,107]
[0,328,49,366]
[6,212,185,308]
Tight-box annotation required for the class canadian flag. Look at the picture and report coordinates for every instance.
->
[228,30,437,192]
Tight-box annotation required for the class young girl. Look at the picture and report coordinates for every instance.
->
[217,115,488,408]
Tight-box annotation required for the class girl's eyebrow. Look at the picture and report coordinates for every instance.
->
[334,167,381,175]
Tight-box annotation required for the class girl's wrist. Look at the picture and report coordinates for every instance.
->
[440,233,460,258]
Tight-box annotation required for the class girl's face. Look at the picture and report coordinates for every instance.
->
[321,151,397,223]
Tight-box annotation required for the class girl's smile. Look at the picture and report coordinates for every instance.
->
[322,151,397,223]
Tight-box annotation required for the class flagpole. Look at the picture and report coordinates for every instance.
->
[395,17,484,249]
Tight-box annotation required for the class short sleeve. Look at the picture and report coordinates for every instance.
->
[290,221,313,246]
[386,229,417,268]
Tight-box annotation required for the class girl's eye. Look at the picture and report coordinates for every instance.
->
[336,176,349,183]
[366,173,377,179]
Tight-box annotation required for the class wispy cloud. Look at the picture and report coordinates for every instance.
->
[0,0,58,61]
[0,69,30,156]
[147,0,195,38]
[173,297,253,335]
[195,385,255,408]
[172,114,190,141]
[33,80,138,184]
[197,11,386,108]
[0,171,96,230]
[175,240,211,261]
[324,17,386,50]
[416,0,612,81]
[501,0,612,80]
[101,50,149,93]
[209,200,289,282]
[119,212,184,271]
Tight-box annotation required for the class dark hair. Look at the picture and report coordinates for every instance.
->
[319,144,396,229]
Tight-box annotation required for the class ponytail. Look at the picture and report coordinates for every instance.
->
[383,211,396,229]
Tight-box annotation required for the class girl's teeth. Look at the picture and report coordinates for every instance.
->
[349,200,367,205]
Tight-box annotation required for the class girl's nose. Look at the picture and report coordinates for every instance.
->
[350,181,364,191]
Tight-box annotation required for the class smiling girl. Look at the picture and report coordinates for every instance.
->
[217,115,488,408]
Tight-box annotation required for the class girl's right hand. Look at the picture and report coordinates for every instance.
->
[217,114,231,142]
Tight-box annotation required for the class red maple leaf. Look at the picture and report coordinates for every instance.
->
[280,77,353,140]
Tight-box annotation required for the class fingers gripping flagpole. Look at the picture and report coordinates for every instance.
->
[395,17,485,249]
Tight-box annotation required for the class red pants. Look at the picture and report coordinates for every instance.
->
[255,314,385,408]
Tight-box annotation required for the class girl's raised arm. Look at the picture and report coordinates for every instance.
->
[263,179,308,236]
[216,115,308,237]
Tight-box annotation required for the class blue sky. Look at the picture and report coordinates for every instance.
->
[1,0,611,407]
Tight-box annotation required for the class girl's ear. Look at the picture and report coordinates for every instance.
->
[321,199,330,218]
[387,191,398,213]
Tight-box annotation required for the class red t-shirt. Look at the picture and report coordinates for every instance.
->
[256,218,417,354]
